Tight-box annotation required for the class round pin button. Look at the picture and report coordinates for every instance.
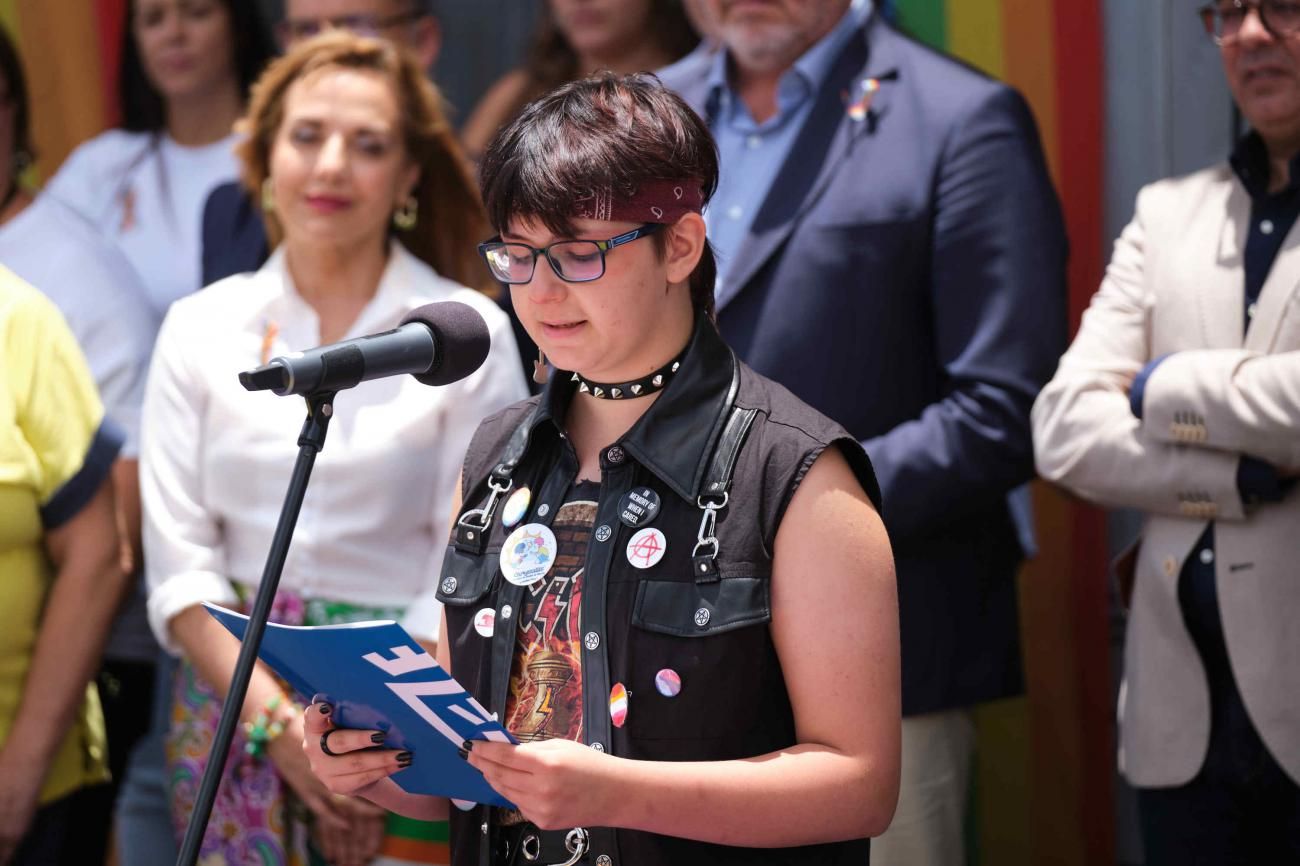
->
[694,607,711,627]
[500,523,558,586]
[594,524,613,543]
[584,631,600,651]
[606,446,626,465]
[537,503,550,517]
[618,487,661,528]
[473,608,495,638]
[451,798,475,812]
[501,604,513,620]
[501,487,531,528]
[654,668,681,698]
[609,683,629,728]
[440,576,458,594]
[590,742,605,752]
[626,527,667,569]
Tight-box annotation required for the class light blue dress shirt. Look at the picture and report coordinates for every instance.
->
[704,0,873,309]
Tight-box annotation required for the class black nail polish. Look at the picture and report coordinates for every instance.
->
[396,751,413,767]
[461,739,475,752]
[457,747,468,760]
[370,732,386,744]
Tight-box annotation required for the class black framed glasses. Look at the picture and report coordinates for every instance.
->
[1199,0,1300,43]
[478,223,664,285]
[277,9,422,45]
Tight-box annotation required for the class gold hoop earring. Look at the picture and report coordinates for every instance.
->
[261,178,275,213]
[393,195,418,230]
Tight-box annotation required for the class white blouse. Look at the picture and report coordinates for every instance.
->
[45,130,241,319]
[141,244,527,650]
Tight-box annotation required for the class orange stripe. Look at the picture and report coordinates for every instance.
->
[946,0,1004,79]
[1001,0,1060,184]
[381,836,450,863]
[16,0,108,176]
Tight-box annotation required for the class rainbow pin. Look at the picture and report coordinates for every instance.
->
[846,78,881,122]
[609,683,629,728]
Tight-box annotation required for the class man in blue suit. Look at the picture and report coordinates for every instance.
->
[658,2,1067,862]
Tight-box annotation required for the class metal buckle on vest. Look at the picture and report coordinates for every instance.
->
[557,828,590,865]
[457,476,512,534]
[692,492,728,582]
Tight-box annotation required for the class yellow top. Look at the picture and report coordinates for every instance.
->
[0,265,119,804]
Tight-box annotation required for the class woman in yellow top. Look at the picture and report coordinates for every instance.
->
[0,267,129,863]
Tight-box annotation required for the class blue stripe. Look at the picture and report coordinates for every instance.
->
[40,419,125,529]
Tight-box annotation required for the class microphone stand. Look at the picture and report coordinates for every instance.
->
[176,391,337,866]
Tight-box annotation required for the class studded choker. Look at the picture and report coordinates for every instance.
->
[570,352,685,400]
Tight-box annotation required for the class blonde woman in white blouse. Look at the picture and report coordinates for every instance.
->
[139,34,525,866]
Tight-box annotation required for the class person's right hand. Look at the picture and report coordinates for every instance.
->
[301,702,410,797]
[0,747,44,866]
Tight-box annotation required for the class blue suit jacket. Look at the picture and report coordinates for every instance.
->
[200,181,269,286]
[660,17,1068,714]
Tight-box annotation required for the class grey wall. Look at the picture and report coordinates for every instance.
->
[1102,3,1237,863]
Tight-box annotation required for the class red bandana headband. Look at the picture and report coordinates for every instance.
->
[573,178,704,224]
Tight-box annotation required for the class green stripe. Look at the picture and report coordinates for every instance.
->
[892,0,948,49]
[386,814,450,842]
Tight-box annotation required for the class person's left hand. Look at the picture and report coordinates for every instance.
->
[466,739,619,830]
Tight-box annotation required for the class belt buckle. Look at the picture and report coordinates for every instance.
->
[520,827,589,865]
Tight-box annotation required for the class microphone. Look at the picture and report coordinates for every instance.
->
[239,301,490,396]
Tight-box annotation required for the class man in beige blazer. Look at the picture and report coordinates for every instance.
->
[1033,2,1300,862]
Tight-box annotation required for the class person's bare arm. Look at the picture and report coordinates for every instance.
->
[0,482,127,863]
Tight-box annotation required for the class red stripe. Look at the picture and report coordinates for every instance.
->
[94,0,126,127]
[1052,0,1114,863]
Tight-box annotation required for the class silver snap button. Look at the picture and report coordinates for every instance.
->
[441,576,458,594]
[584,631,600,651]
[606,446,625,464]
[1261,219,1275,235]
[1199,548,1215,565]
[595,524,612,542]
[590,741,605,752]
[597,856,613,866]
[694,607,711,627]
[481,821,488,835]
[501,604,513,620]
[466,530,475,540]
[537,503,550,517]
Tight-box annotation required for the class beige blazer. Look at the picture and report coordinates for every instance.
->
[1032,163,1300,788]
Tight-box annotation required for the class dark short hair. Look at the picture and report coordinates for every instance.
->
[120,0,277,132]
[0,23,32,169]
[479,73,719,315]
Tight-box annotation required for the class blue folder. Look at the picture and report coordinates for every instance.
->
[205,602,516,808]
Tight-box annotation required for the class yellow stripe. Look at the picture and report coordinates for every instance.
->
[946,0,1005,79]
[1002,0,1060,183]
[0,0,17,36]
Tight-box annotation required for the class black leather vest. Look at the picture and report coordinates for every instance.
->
[437,318,881,866]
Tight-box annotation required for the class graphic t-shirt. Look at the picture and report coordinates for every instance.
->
[502,482,599,744]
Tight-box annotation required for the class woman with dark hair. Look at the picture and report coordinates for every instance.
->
[304,73,901,866]
[460,0,699,161]
[44,0,275,317]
